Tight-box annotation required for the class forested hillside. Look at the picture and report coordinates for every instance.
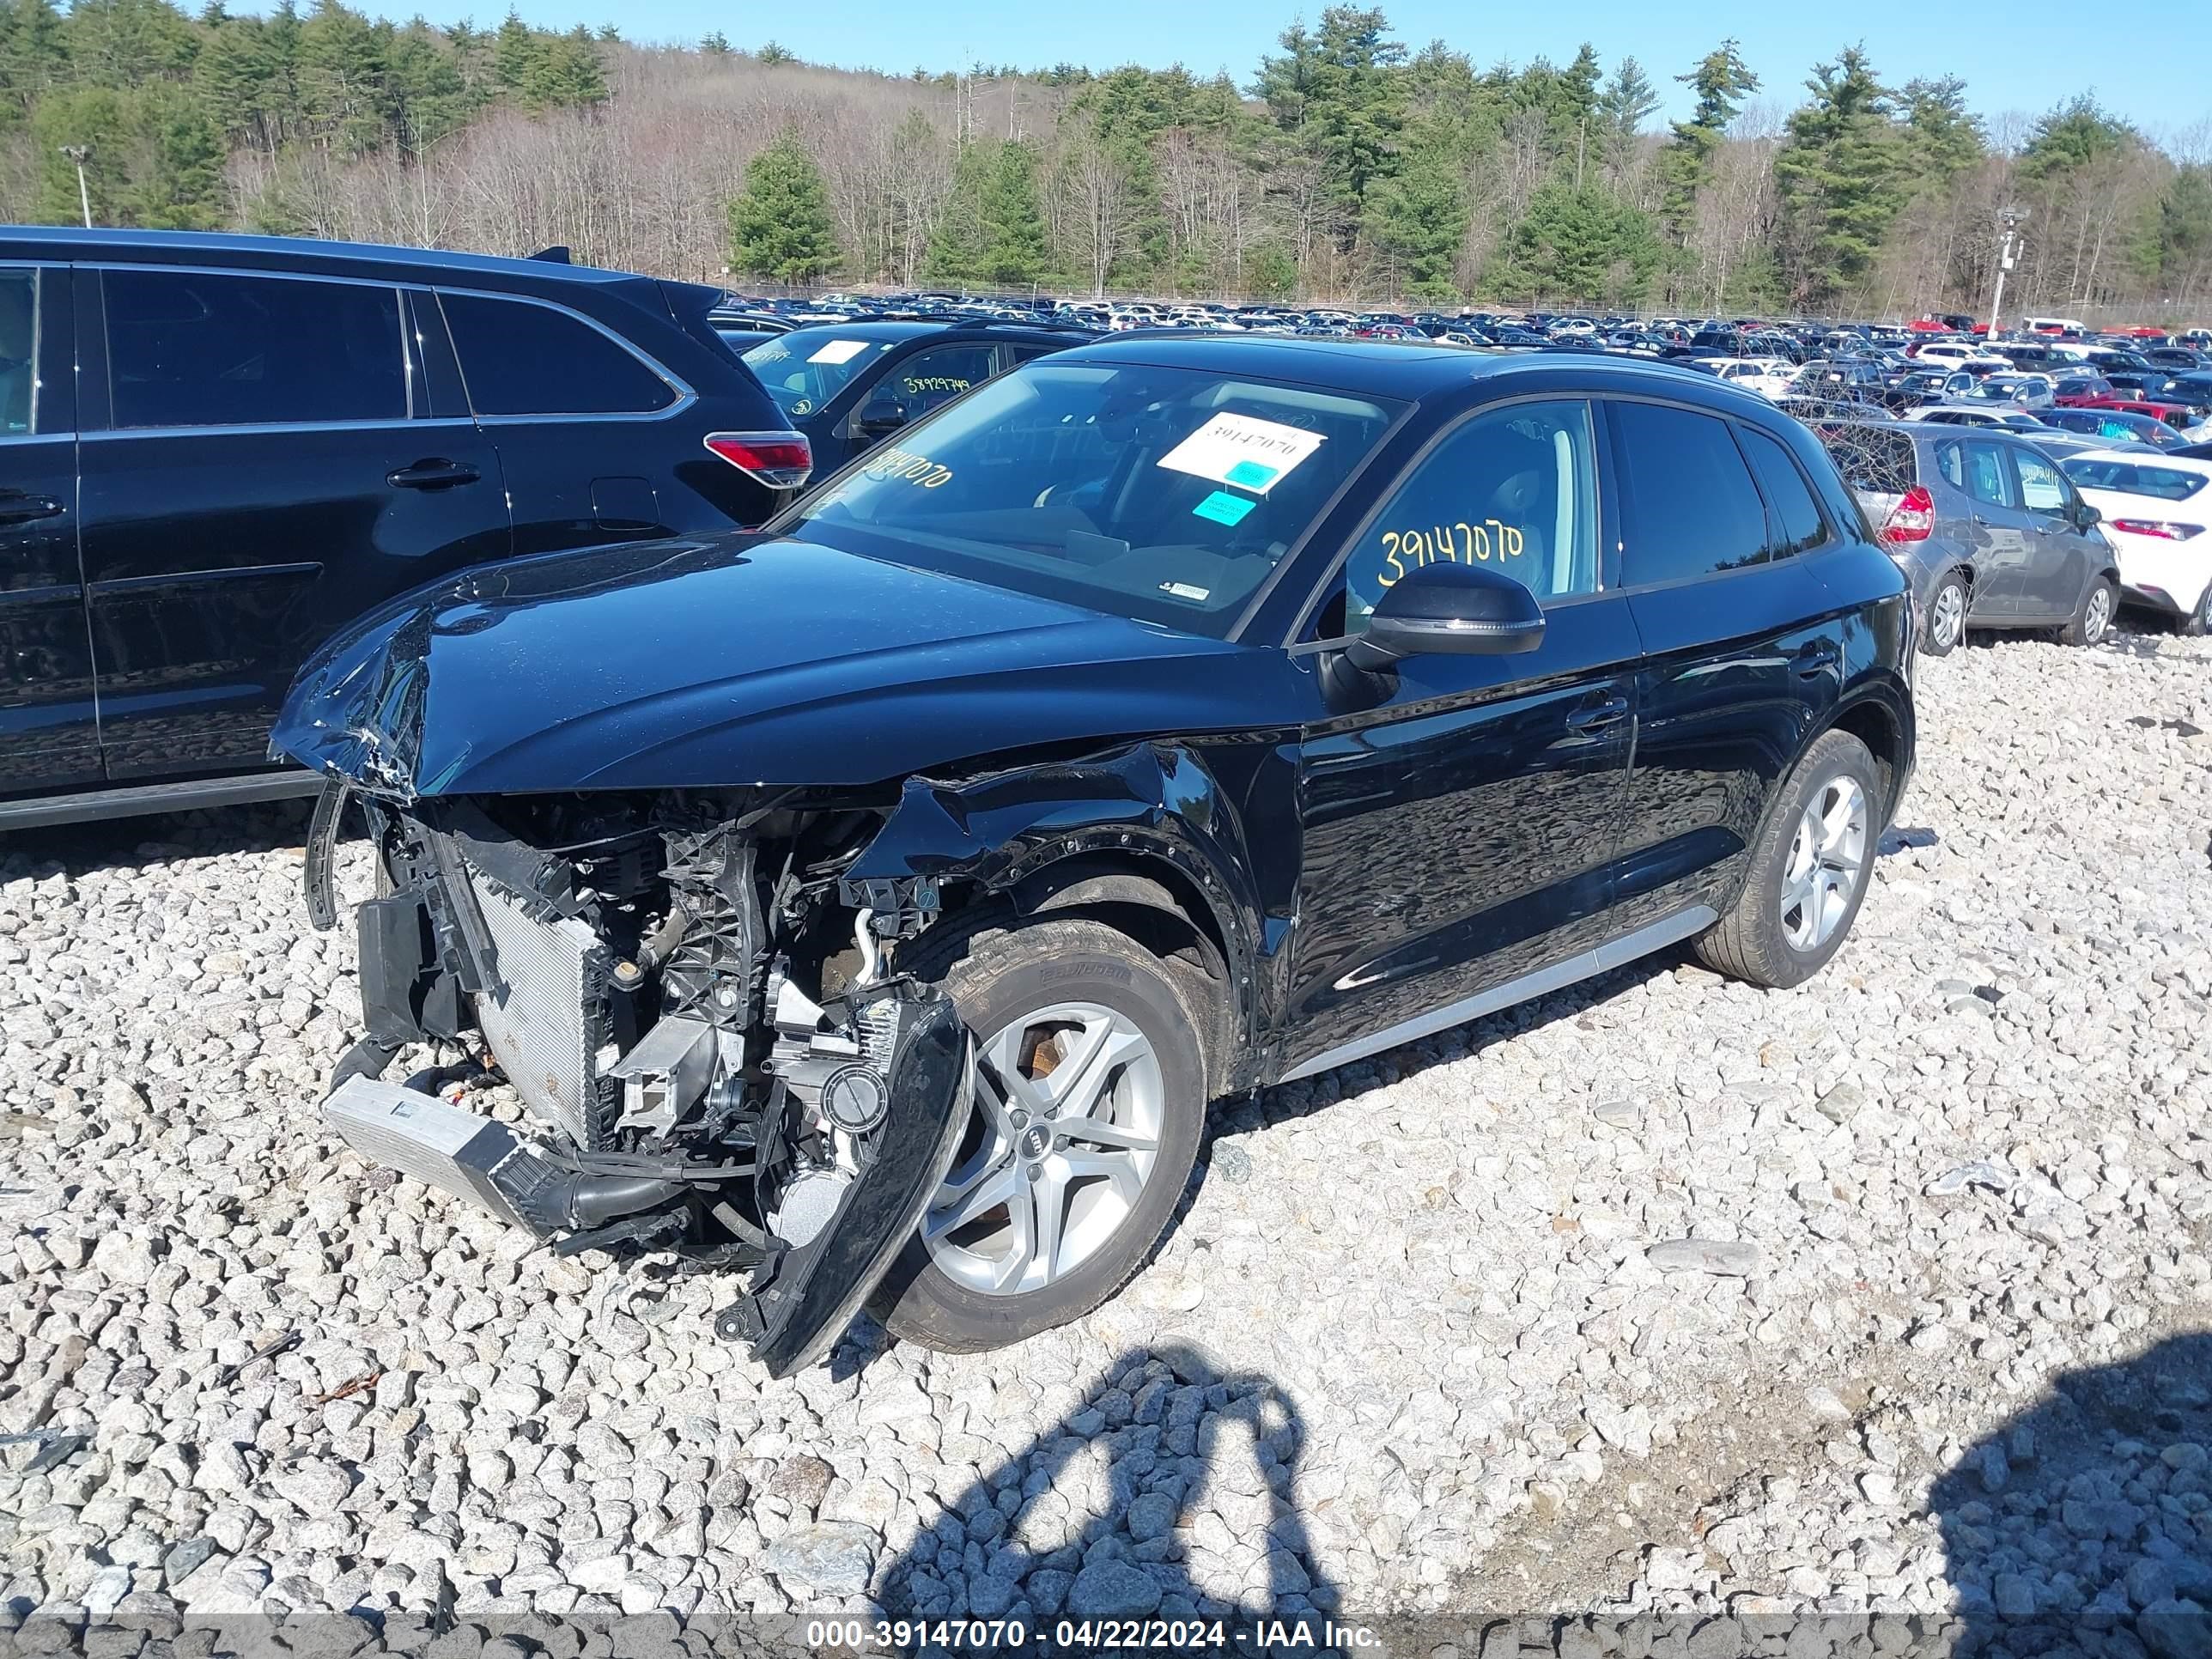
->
[3,0,2207,317]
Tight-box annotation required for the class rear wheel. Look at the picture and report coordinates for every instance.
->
[1695,731,1878,991]
[871,916,1208,1353]
[2061,575,2115,647]
[1923,573,1968,656]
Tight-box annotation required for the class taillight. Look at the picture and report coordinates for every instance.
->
[1882,485,1936,544]
[704,430,812,489]
[2109,519,2203,541]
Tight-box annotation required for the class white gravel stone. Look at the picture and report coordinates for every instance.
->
[3,626,2209,1638]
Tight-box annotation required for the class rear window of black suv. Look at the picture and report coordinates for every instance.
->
[441,291,678,417]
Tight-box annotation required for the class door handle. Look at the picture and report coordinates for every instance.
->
[0,493,64,526]
[1565,695,1630,732]
[1793,641,1841,678]
[386,459,482,490]
[1969,513,1990,526]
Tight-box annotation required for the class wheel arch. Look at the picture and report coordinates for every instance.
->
[844,743,1265,1093]
[1826,692,1908,824]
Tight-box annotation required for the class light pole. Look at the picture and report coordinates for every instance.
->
[58,144,92,228]
[1985,206,2025,340]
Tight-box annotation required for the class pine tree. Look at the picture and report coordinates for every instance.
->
[922,141,992,284]
[1363,117,1466,298]
[728,129,839,282]
[519,26,605,110]
[977,139,1049,285]
[1772,47,1905,306]
[1594,57,1658,181]
[1659,38,1757,246]
[1498,180,1659,303]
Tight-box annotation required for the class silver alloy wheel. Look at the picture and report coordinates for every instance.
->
[2082,584,2112,644]
[1929,582,1966,650]
[921,1002,1164,1297]
[1779,776,1869,951]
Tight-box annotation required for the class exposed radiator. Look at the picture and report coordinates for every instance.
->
[466,864,616,1150]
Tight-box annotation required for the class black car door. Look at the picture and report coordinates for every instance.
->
[1604,401,1849,937]
[1279,397,1641,1079]
[76,267,512,781]
[2008,442,2098,621]
[432,288,702,551]
[0,262,99,793]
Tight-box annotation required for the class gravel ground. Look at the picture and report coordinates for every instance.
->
[2,626,2209,1655]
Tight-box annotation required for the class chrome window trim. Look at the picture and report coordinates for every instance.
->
[433,286,695,421]
[81,416,477,443]
[86,260,412,431]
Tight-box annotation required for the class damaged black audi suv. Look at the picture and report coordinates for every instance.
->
[278,335,1916,1375]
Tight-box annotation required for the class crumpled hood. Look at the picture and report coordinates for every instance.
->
[272,532,1291,799]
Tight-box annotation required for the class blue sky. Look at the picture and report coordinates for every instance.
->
[436,0,2212,139]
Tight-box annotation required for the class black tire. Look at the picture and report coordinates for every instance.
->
[1922,572,1968,657]
[2060,574,2116,647]
[870,915,1209,1353]
[1694,730,1880,991]
[2182,585,2211,638]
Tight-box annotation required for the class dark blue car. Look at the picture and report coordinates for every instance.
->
[280,335,1916,1375]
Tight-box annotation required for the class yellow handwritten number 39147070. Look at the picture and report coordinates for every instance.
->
[1377,520,1524,586]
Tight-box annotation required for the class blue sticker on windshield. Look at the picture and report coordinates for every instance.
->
[1193,490,1255,526]
[1224,459,1278,489]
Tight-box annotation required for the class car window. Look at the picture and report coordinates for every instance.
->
[872,343,998,421]
[2061,459,2207,501]
[2012,447,2068,513]
[1611,401,1769,585]
[1335,400,1599,633]
[1738,427,1830,558]
[105,270,405,430]
[1950,440,2016,508]
[794,359,1402,640]
[0,270,35,434]
[744,327,898,419]
[440,291,676,417]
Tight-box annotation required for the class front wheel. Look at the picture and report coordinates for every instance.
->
[870,916,1208,1353]
[1695,730,1879,991]
[2061,575,2115,647]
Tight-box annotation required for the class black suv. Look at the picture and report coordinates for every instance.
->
[738,317,1095,476]
[284,337,1916,1375]
[0,228,799,828]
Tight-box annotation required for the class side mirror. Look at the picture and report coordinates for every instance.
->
[852,400,909,441]
[1344,561,1546,672]
[2073,500,2101,530]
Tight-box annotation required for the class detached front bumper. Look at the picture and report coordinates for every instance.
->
[322,989,971,1378]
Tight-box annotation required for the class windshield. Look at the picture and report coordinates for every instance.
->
[2061,459,2207,501]
[789,359,1402,637]
[742,329,899,418]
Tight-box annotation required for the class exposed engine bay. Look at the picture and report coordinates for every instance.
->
[307,784,969,1377]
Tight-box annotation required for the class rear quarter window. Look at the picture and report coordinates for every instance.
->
[440,291,678,417]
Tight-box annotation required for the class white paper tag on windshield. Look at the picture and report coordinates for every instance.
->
[807,339,872,365]
[1157,412,1325,495]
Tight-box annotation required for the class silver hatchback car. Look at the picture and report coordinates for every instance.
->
[1812,420,2123,654]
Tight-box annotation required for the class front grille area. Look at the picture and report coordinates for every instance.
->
[466,863,617,1150]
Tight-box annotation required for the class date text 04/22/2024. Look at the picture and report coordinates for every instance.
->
[801,1616,1385,1650]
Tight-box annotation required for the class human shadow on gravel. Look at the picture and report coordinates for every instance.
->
[872,1341,1347,1642]
[0,794,323,879]
[1929,1332,2212,1658]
